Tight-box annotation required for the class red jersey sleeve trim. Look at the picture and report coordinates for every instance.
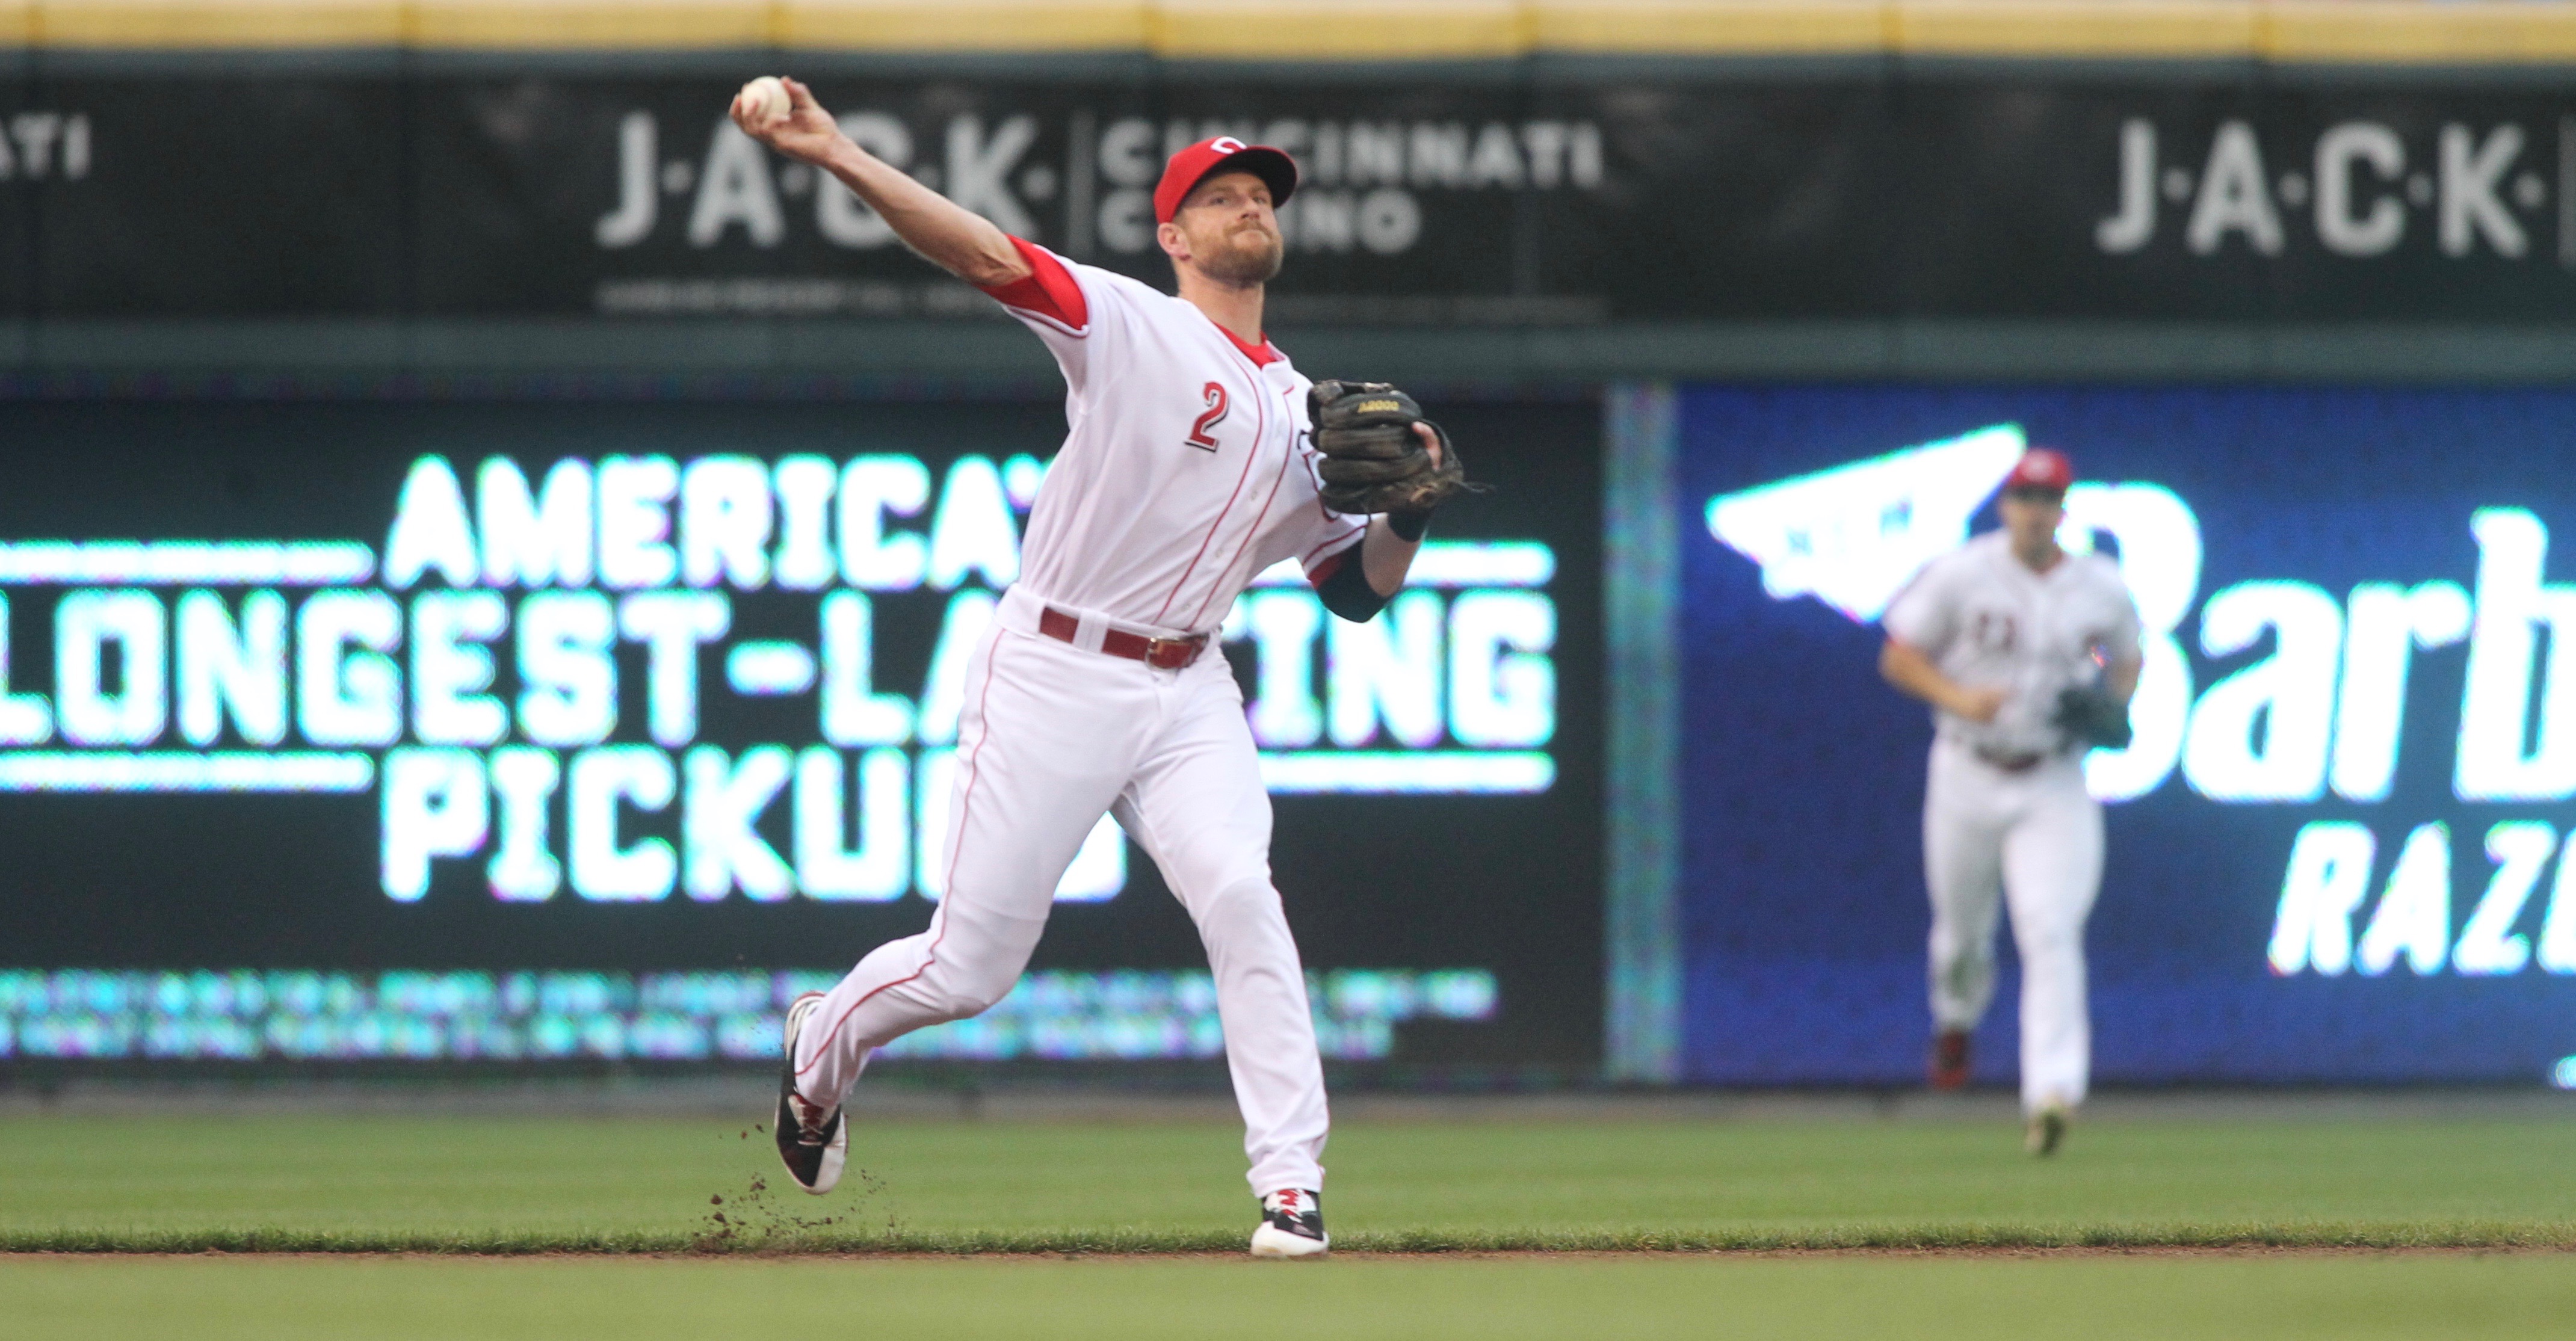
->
[979,238,1088,333]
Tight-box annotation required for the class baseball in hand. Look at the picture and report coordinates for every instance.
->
[735,75,789,125]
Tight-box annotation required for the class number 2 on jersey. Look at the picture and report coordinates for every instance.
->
[1185,381,1229,451]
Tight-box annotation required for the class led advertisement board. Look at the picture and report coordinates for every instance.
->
[1682,386,2576,1085]
[0,398,1599,1069]
[14,67,2576,326]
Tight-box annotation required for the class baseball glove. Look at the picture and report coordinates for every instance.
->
[2052,685,2134,750]
[1308,380,1469,517]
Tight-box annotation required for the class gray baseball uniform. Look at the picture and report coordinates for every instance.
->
[1883,529,2142,1112]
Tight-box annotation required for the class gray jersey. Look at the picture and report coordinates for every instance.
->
[1883,531,2142,758]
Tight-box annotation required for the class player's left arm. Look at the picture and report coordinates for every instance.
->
[1356,423,1445,596]
[2054,586,2146,748]
[2103,649,2143,704]
[2101,582,2146,704]
[1314,424,1444,621]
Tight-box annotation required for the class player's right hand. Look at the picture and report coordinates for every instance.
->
[732,76,844,164]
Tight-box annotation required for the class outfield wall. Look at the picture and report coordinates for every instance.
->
[8,2,2576,1083]
[1,2,2575,382]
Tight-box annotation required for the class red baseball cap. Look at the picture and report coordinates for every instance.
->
[1154,136,1299,225]
[2003,448,2075,493]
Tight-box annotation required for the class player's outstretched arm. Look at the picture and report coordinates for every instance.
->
[1880,638,2006,723]
[732,77,1030,288]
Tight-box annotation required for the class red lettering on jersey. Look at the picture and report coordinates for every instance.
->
[1971,611,2018,654]
[1186,381,1229,451]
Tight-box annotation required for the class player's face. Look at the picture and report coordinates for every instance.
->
[1998,488,2066,550]
[1164,172,1283,283]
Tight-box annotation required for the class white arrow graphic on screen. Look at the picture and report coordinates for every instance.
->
[1705,423,2027,623]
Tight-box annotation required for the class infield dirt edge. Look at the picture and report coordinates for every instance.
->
[11,1224,2576,1257]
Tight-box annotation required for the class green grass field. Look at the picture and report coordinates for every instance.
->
[7,1106,2576,1337]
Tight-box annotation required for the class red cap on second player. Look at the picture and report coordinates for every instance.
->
[1154,136,1300,224]
[2004,448,2075,493]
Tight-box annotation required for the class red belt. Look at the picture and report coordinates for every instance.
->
[1038,606,1209,670]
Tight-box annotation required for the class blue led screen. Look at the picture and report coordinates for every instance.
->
[0,399,1601,1067]
[1680,386,2576,1085]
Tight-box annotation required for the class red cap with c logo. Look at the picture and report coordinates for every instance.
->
[1154,136,1300,225]
[2004,448,2075,493]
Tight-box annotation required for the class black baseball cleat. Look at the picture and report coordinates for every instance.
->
[2025,1103,2071,1158]
[1928,1028,1972,1091]
[1250,1188,1329,1258]
[774,991,847,1195]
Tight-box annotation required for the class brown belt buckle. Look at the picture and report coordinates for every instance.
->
[1143,635,1203,670]
[1043,604,1204,669]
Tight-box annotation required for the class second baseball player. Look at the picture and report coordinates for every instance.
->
[1879,448,2142,1156]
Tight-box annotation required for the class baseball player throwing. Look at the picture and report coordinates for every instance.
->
[1879,449,2140,1155]
[730,79,1469,1255]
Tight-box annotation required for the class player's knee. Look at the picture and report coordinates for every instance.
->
[947,966,1022,1019]
[943,989,1004,1019]
[916,960,1021,1022]
[2020,928,2084,968]
[1198,874,1285,926]
[1192,877,1297,965]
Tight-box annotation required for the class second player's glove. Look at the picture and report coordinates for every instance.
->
[2052,685,2134,750]
[1308,380,1470,520]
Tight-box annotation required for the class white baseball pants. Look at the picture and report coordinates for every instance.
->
[1923,740,2102,1112]
[790,587,1329,1197]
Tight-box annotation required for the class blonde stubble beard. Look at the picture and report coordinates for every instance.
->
[1191,218,1285,285]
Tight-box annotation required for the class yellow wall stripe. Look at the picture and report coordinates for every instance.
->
[36,0,401,48]
[410,0,771,49]
[2264,1,2576,64]
[1530,1,1888,58]
[1150,0,1527,61]
[11,0,2576,64]
[780,0,1148,52]
[1895,1,2258,61]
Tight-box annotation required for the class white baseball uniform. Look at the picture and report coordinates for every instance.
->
[1882,530,2141,1112]
[791,238,1365,1198]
